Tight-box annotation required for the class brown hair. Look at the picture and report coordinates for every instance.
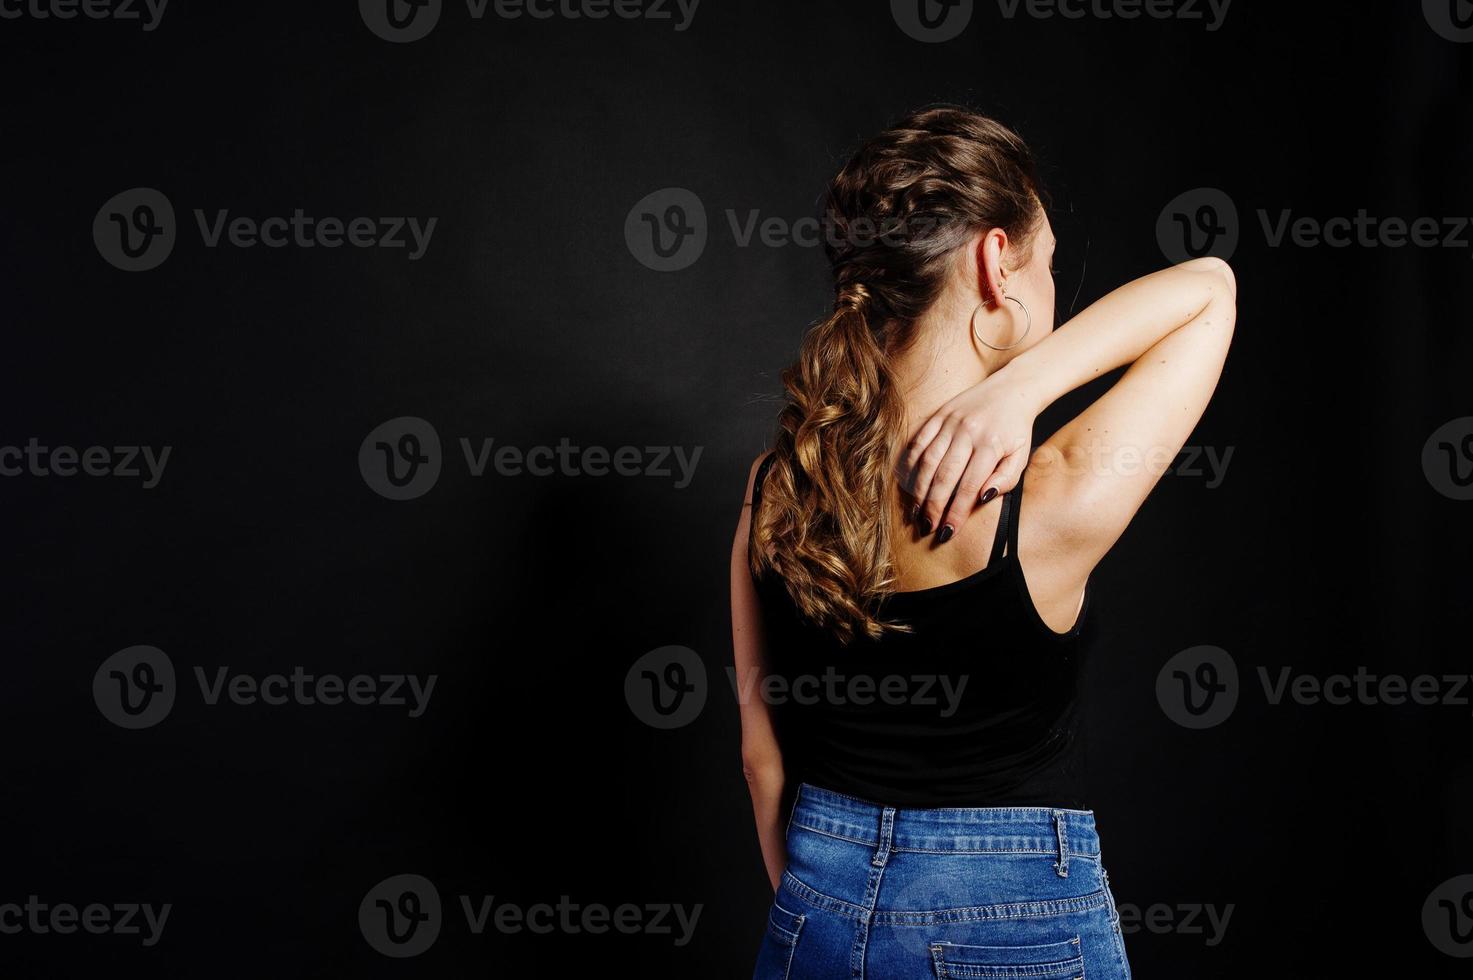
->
[749,106,1046,645]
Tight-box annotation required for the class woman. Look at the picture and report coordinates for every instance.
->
[730,106,1235,979]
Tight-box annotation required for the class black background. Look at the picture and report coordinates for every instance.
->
[4,0,1471,976]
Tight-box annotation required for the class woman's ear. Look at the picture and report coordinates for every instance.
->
[975,227,1009,303]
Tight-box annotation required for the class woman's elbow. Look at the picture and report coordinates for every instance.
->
[1181,255,1237,302]
[1202,255,1237,301]
[741,751,784,792]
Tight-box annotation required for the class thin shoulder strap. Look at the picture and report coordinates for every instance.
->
[751,450,776,510]
[1007,467,1026,556]
[746,451,777,572]
[987,468,1026,563]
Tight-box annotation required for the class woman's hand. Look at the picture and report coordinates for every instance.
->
[897,368,1040,541]
[899,259,1235,544]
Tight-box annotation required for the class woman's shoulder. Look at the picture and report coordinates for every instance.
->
[740,451,779,571]
[745,450,777,505]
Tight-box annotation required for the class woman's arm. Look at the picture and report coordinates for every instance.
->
[731,452,786,892]
[903,257,1237,556]
[1022,258,1236,582]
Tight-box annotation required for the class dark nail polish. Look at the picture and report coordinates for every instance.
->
[908,503,919,523]
[917,515,933,535]
[937,524,954,544]
[981,487,998,504]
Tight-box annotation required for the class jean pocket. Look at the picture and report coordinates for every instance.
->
[929,936,1084,979]
[752,899,806,979]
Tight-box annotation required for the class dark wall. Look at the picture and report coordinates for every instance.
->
[3,1,1470,975]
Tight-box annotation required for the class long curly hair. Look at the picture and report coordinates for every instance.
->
[750,106,1046,645]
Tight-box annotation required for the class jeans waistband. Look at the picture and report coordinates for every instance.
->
[790,782,1101,865]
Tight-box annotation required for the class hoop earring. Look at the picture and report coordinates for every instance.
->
[971,294,1031,351]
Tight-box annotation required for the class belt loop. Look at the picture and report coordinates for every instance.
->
[872,805,897,867]
[1052,810,1069,878]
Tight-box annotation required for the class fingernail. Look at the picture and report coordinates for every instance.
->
[908,503,919,523]
[981,487,998,504]
[936,524,954,544]
[917,515,933,535]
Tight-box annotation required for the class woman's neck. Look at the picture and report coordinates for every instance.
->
[889,294,996,442]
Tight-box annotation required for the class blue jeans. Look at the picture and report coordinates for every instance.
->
[753,783,1131,979]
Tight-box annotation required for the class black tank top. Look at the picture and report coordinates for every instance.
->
[748,452,1094,810]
